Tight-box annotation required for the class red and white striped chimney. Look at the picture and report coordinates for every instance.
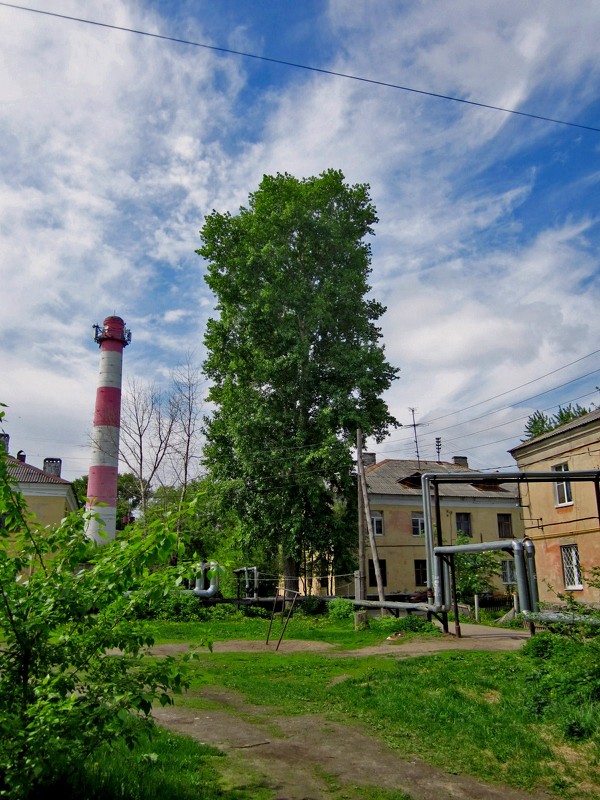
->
[85,315,131,543]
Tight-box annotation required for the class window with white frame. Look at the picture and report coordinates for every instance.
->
[371,511,384,536]
[561,544,583,590]
[411,512,425,537]
[552,463,573,506]
[501,559,516,586]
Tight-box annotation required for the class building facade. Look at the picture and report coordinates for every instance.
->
[365,457,525,597]
[509,409,600,605]
[5,453,78,526]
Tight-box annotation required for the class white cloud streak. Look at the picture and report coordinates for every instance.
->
[1,0,599,478]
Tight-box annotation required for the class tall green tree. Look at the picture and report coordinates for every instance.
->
[198,170,399,582]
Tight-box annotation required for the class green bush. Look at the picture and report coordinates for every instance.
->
[242,604,270,618]
[0,405,197,799]
[327,597,355,620]
[522,628,600,741]
[297,595,326,615]
[370,614,440,636]
[208,603,240,620]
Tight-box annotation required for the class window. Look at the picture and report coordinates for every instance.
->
[456,512,472,537]
[501,559,516,585]
[368,558,387,587]
[371,512,384,536]
[561,544,583,590]
[411,512,425,537]
[552,463,573,506]
[414,559,427,586]
[497,514,513,539]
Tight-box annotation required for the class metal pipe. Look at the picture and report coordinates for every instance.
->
[421,474,440,607]
[435,540,516,555]
[523,539,540,613]
[512,540,531,613]
[192,561,220,598]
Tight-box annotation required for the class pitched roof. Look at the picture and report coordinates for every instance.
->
[6,457,72,485]
[365,458,518,499]
[510,408,600,454]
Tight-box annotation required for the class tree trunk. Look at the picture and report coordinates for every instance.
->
[283,556,300,594]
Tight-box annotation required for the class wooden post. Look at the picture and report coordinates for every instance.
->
[356,429,366,600]
[357,429,385,603]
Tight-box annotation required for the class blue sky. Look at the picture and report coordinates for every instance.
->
[1,0,600,480]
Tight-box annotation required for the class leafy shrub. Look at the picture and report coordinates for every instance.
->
[242,604,270,619]
[0,407,196,798]
[297,595,326,615]
[130,591,211,622]
[521,631,557,660]
[522,625,600,740]
[327,597,355,620]
[371,613,440,636]
[207,603,240,620]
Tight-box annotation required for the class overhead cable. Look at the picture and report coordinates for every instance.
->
[1,2,599,133]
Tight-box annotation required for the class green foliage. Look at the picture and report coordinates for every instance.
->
[296,595,326,615]
[199,169,399,570]
[370,614,439,635]
[523,403,591,441]
[44,721,263,800]
[522,632,600,740]
[452,534,501,601]
[0,408,199,799]
[521,571,600,743]
[242,604,270,619]
[327,597,356,620]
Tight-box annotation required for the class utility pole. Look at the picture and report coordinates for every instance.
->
[356,429,385,603]
[356,431,366,600]
[435,437,442,462]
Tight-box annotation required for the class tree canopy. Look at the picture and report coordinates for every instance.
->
[523,403,591,441]
[198,170,399,576]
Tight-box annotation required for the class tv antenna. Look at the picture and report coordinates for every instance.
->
[407,407,426,468]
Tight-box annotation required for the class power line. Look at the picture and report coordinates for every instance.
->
[2,2,599,134]
[423,348,600,426]
[382,364,600,449]
[380,387,600,458]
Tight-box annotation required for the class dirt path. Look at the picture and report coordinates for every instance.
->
[153,626,550,800]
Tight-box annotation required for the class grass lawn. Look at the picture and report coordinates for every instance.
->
[145,614,600,799]
[46,612,599,799]
[146,607,440,649]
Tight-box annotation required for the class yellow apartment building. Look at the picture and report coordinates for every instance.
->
[510,409,600,605]
[5,452,78,526]
[365,457,525,597]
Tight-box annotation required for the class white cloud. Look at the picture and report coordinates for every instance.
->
[1,0,599,478]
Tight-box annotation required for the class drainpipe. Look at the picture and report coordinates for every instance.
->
[193,561,220,598]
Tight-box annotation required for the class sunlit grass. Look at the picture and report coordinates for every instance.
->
[46,723,271,800]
